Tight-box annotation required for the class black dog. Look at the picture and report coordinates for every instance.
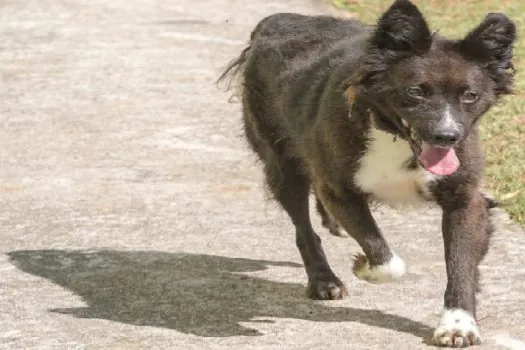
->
[219,0,516,346]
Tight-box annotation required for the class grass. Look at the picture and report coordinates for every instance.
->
[334,0,525,225]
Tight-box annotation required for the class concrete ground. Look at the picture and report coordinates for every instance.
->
[1,0,524,349]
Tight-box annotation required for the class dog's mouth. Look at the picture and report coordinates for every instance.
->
[400,119,460,176]
[370,109,459,176]
[419,142,460,176]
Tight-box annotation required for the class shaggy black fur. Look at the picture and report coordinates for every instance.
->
[219,0,516,346]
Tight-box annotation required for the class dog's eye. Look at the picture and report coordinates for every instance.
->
[461,90,478,104]
[406,86,425,99]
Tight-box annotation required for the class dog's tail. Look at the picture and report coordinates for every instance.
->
[217,13,284,98]
[216,44,252,103]
[216,15,272,99]
[217,45,250,88]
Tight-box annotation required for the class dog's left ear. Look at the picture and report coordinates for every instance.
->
[458,13,516,94]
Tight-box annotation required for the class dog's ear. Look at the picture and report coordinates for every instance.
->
[352,0,433,87]
[458,13,516,95]
[370,0,432,54]
[460,13,516,66]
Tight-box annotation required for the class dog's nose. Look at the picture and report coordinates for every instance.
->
[430,130,460,146]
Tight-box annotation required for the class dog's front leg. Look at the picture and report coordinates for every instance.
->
[318,186,406,284]
[432,191,492,347]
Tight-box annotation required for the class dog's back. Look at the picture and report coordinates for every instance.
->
[250,13,365,58]
[219,14,367,162]
[220,13,365,81]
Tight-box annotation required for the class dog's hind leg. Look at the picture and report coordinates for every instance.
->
[315,197,348,238]
[265,158,348,300]
[317,187,406,284]
[241,87,346,300]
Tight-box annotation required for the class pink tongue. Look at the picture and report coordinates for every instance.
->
[418,142,460,176]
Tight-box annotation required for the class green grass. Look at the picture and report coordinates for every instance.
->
[334,0,525,225]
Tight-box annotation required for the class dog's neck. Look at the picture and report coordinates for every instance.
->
[364,106,420,170]
[368,107,404,138]
[349,93,404,138]
[350,95,418,150]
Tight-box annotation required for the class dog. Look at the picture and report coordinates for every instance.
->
[218,0,516,347]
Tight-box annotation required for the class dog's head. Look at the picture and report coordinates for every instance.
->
[350,0,516,175]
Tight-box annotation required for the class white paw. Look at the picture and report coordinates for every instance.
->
[432,309,481,347]
[352,252,406,283]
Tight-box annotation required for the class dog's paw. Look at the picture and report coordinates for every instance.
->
[327,225,349,238]
[307,273,348,300]
[321,218,349,238]
[431,309,481,347]
[352,252,406,283]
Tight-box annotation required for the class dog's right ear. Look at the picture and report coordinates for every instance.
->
[352,0,432,88]
[370,0,432,54]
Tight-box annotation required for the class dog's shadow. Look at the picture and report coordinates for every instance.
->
[8,250,432,338]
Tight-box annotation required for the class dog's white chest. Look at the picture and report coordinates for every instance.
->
[354,128,437,204]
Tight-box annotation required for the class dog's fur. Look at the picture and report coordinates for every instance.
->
[218,0,516,347]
